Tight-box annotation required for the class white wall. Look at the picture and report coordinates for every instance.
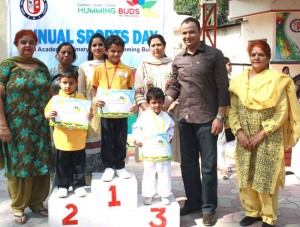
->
[239,13,275,62]
[216,25,242,64]
[229,0,300,20]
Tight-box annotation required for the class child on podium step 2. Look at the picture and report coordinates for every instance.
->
[132,87,175,205]
[44,67,93,198]
[90,35,137,182]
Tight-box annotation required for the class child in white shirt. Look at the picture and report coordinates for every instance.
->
[132,87,174,205]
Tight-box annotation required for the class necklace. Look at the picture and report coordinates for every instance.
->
[26,65,32,70]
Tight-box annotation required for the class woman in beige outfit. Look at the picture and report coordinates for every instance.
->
[135,34,180,162]
[78,33,106,184]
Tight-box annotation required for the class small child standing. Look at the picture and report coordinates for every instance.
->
[90,35,136,182]
[44,67,92,198]
[132,87,174,205]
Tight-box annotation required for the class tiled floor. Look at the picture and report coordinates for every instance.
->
[1,157,300,227]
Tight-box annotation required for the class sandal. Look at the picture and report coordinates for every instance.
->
[14,213,26,225]
[32,208,48,217]
[227,167,232,172]
[220,169,229,180]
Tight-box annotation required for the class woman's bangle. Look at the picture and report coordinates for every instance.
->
[0,126,7,130]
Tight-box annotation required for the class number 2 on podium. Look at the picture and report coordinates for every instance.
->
[62,204,78,225]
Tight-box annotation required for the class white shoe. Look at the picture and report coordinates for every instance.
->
[115,168,131,179]
[102,168,115,182]
[57,188,68,198]
[161,197,170,205]
[144,197,152,205]
[75,187,87,197]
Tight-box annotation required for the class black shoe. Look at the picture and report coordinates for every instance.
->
[262,222,272,227]
[180,205,201,216]
[240,216,262,226]
[203,213,216,226]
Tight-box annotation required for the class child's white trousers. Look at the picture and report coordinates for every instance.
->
[142,161,171,198]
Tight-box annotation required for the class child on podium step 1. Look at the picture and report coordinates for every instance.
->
[44,67,93,198]
[90,35,137,182]
[132,87,175,205]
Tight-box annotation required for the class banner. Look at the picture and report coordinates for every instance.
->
[276,12,300,61]
[6,0,174,70]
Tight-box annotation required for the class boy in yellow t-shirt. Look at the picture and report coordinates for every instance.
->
[91,35,136,182]
[45,67,92,198]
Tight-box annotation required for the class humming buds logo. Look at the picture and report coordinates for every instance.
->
[119,96,127,103]
[125,0,159,18]
[20,0,48,20]
[157,139,165,146]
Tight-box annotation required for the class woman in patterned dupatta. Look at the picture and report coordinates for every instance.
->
[0,30,52,224]
[229,40,300,227]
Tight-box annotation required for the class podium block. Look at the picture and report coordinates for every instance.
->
[91,171,137,210]
[49,172,180,227]
[49,187,100,227]
[135,193,180,227]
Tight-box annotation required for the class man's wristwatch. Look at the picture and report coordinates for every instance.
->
[215,114,226,123]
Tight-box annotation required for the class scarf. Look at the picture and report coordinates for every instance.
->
[8,56,46,66]
[142,54,172,65]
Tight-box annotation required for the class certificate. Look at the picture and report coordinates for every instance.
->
[140,133,172,162]
[96,89,135,118]
[50,96,91,130]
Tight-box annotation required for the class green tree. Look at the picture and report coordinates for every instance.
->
[216,0,229,25]
[174,0,230,25]
[174,0,200,19]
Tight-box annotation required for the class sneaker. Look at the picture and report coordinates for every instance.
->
[57,188,68,198]
[115,168,131,179]
[161,197,170,205]
[74,187,87,197]
[102,168,115,182]
[144,197,152,205]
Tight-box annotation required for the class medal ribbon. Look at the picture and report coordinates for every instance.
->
[152,111,165,133]
[104,61,119,89]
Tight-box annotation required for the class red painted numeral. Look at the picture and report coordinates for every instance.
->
[108,185,121,207]
[149,208,167,227]
[62,203,78,225]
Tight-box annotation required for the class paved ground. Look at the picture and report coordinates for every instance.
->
[1,156,300,227]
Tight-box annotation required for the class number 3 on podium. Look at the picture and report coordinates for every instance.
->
[150,207,167,227]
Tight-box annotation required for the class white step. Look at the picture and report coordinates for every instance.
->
[48,171,180,226]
